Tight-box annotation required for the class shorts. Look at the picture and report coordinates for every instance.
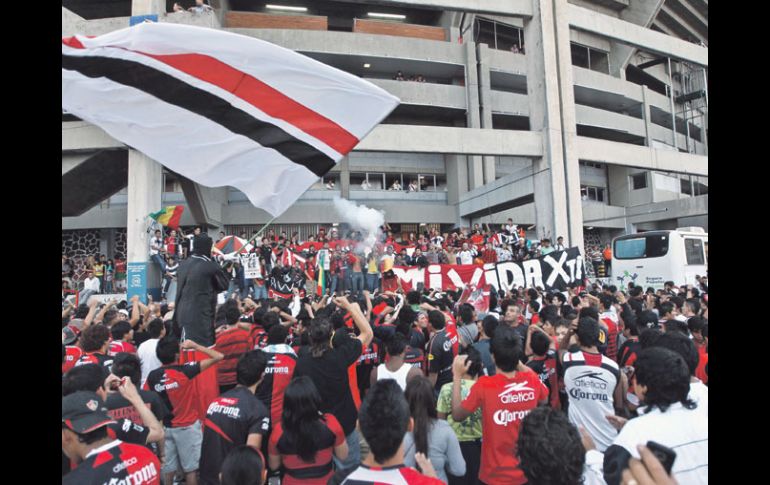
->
[162,421,202,474]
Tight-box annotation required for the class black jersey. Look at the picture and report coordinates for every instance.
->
[63,440,160,484]
[199,387,270,485]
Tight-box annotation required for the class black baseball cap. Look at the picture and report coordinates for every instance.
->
[62,391,115,434]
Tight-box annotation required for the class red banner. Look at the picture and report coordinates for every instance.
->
[391,264,487,292]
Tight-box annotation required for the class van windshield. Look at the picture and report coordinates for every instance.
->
[614,234,669,259]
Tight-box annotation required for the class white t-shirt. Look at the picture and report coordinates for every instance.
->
[458,250,474,265]
[138,338,162,388]
[83,277,100,293]
[608,402,708,484]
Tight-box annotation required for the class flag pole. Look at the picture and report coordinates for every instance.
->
[220,215,279,263]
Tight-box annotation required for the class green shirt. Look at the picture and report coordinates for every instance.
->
[437,379,483,441]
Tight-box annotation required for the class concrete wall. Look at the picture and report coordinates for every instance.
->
[226,28,465,65]
[367,79,467,109]
[348,152,446,173]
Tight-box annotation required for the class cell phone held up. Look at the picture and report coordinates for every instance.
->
[646,440,676,475]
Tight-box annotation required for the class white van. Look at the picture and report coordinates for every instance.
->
[611,227,708,290]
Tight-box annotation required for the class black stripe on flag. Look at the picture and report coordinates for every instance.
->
[62,53,336,177]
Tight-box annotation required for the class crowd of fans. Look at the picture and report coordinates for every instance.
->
[62,225,708,484]
[64,220,621,304]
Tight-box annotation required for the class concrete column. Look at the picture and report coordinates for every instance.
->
[641,85,653,147]
[476,43,496,185]
[340,157,350,199]
[464,40,485,190]
[445,154,469,206]
[524,0,583,249]
[132,0,164,15]
[127,150,162,299]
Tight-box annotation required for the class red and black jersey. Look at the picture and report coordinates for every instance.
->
[256,345,297,427]
[357,342,380,367]
[617,338,641,369]
[143,362,202,428]
[249,324,269,350]
[106,418,150,445]
[600,312,620,362]
[215,327,252,387]
[75,352,113,369]
[404,345,426,373]
[329,464,444,485]
[268,413,345,485]
[109,341,137,356]
[62,346,83,374]
[526,351,560,410]
[61,420,149,476]
[63,440,160,484]
[199,387,271,485]
[105,390,168,427]
[427,328,458,392]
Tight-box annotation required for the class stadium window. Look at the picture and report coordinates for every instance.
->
[570,43,590,68]
[631,173,648,190]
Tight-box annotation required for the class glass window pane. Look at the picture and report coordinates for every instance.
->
[684,239,705,265]
[571,43,589,68]
[475,19,496,48]
[631,173,647,190]
[615,235,669,259]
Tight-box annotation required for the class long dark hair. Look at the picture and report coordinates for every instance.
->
[404,376,437,456]
[282,376,326,462]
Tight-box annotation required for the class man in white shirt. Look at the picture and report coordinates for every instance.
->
[603,347,707,485]
[554,236,566,251]
[504,218,518,236]
[137,318,166,388]
[83,271,100,293]
[79,270,101,303]
[457,243,475,265]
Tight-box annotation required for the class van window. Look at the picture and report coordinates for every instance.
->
[684,238,705,265]
[614,234,669,259]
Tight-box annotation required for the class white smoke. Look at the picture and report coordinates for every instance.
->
[332,197,385,254]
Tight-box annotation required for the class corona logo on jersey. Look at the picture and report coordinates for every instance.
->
[493,408,533,427]
[207,399,242,418]
[569,371,611,401]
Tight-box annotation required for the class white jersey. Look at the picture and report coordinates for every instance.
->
[563,350,620,452]
[376,362,411,391]
[458,250,474,265]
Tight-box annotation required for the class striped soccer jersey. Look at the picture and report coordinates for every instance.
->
[563,350,620,452]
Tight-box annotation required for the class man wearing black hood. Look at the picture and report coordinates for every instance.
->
[173,234,229,347]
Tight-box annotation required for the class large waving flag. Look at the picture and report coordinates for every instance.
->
[149,205,184,229]
[62,23,399,216]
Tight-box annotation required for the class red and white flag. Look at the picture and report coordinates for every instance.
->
[62,23,399,216]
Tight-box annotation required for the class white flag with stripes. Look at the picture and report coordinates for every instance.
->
[62,22,400,216]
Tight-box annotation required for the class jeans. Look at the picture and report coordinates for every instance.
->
[365,273,380,293]
[350,272,364,298]
[151,253,166,273]
[225,280,239,300]
[241,278,255,299]
[330,275,339,295]
[104,280,113,294]
[253,284,267,301]
[333,428,361,473]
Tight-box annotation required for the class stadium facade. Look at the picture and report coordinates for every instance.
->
[62,0,707,267]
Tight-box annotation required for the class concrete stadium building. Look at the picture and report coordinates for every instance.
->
[62,0,707,274]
